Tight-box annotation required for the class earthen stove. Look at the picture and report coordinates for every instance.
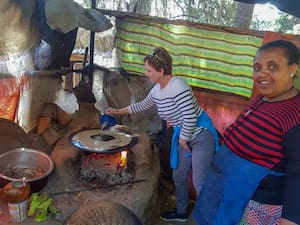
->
[0,104,162,225]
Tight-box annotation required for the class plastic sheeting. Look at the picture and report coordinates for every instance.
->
[115,16,262,98]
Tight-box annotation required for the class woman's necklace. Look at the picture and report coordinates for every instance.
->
[262,86,296,103]
[244,87,296,117]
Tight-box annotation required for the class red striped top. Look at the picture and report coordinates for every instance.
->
[224,93,300,170]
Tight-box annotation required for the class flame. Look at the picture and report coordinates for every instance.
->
[120,150,128,167]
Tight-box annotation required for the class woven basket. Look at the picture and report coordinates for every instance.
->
[64,201,142,225]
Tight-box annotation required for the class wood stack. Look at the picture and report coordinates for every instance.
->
[37,103,73,148]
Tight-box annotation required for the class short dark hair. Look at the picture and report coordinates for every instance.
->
[144,47,172,75]
[257,40,299,65]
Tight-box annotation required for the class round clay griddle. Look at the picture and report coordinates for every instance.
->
[69,129,133,153]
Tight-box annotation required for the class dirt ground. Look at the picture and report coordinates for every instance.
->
[150,174,198,225]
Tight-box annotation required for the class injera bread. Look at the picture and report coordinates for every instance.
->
[70,129,132,153]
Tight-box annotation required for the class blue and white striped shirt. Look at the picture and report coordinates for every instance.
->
[128,77,204,141]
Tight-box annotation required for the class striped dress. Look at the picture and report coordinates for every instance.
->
[128,76,204,141]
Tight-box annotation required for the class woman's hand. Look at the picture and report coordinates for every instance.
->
[105,107,129,116]
[105,107,119,115]
[179,138,191,153]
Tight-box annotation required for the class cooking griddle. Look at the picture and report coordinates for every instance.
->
[69,129,134,153]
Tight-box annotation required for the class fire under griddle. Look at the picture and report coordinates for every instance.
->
[78,150,136,186]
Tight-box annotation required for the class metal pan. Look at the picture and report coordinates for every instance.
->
[69,129,135,153]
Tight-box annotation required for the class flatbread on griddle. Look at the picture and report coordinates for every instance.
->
[70,129,132,152]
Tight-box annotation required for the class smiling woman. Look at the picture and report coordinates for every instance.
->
[192,39,300,225]
[253,40,298,100]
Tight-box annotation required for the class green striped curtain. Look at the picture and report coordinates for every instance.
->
[115,16,263,98]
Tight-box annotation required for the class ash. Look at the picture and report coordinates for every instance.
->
[78,152,134,185]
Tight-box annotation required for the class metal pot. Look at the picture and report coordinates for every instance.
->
[0,148,54,193]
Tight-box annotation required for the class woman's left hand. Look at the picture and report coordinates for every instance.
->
[179,138,191,153]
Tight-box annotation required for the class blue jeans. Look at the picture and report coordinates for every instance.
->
[173,129,215,214]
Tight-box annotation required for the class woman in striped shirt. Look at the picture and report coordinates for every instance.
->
[192,40,300,225]
[106,47,218,222]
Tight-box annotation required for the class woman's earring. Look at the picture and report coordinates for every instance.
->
[290,74,294,78]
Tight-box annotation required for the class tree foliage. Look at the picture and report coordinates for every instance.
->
[250,15,273,31]
[77,0,299,33]
[171,0,238,26]
[274,14,300,34]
